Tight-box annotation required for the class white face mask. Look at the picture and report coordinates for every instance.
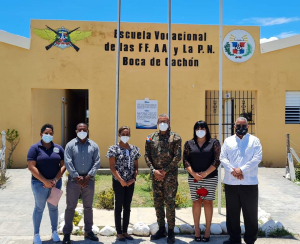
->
[42,134,53,143]
[77,131,87,140]
[196,130,206,138]
[159,122,169,132]
[120,136,130,144]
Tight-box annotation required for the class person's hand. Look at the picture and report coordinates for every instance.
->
[160,170,166,176]
[120,179,128,187]
[199,171,208,179]
[127,179,135,186]
[231,168,243,177]
[193,172,203,181]
[154,170,164,181]
[43,179,55,188]
[81,175,91,188]
[75,176,84,187]
[50,178,57,186]
[237,174,244,180]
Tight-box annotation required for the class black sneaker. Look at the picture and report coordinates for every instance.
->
[85,231,99,241]
[62,234,71,244]
[150,226,167,240]
[167,229,175,244]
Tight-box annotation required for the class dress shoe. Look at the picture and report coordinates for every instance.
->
[167,229,175,244]
[62,234,71,244]
[85,231,99,241]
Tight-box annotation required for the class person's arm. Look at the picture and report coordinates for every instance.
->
[200,140,221,178]
[52,147,66,184]
[52,160,66,184]
[64,143,79,179]
[163,135,182,173]
[240,138,263,173]
[27,146,54,188]
[28,161,54,188]
[144,137,155,173]
[220,140,234,173]
[133,147,140,179]
[183,141,203,181]
[87,144,101,177]
[109,157,128,187]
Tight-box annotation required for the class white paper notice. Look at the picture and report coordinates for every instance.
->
[136,100,158,129]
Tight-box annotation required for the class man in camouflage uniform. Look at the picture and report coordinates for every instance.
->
[145,114,182,244]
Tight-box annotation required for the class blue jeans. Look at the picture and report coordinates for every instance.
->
[31,179,62,235]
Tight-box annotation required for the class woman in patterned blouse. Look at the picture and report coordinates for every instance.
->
[183,121,221,242]
[106,126,141,242]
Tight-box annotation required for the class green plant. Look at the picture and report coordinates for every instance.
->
[6,129,20,169]
[268,227,293,237]
[295,165,300,181]
[73,211,82,226]
[175,192,188,208]
[95,187,114,209]
[258,229,266,237]
[139,173,152,191]
[73,229,84,235]
[178,162,184,168]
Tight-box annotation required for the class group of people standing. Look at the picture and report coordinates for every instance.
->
[27,113,262,244]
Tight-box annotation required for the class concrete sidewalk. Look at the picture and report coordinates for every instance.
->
[0,235,299,244]
[1,168,300,241]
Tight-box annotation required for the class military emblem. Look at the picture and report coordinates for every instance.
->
[223,30,255,63]
[33,26,92,52]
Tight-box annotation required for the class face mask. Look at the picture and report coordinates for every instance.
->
[77,131,87,140]
[120,136,130,144]
[196,130,206,138]
[42,134,53,143]
[159,122,169,132]
[236,125,248,136]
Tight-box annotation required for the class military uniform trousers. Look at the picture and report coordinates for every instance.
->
[152,174,178,229]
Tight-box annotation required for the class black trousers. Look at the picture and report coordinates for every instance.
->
[113,179,135,234]
[225,184,258,244]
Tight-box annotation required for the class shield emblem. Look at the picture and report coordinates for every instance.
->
[54,27,72,49]
[232,42,246,54]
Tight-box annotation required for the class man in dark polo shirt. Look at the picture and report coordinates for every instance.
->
[62,123,100,244]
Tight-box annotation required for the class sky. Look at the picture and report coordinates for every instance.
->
[0,0,299,43]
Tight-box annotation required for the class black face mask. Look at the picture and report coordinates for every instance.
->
[236,125,248,136]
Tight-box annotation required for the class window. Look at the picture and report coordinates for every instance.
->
[285,91,300,124]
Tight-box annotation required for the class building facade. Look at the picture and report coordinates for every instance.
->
[0,20,300,168]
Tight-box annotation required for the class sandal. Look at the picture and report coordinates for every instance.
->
[202,236,210,242]
[194,236,201,242]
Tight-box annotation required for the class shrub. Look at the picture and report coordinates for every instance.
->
[268,227,292,237]
[175,192,188,208]
[295,164,300,181]
[178,162,184,168]
[95,187,114,209]
[73,211,82,226]
[140,173,152,191]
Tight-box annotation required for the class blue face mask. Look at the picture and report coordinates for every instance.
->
[42,134,53,143]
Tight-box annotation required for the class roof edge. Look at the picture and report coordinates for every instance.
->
[261,34,300,54]
[0,30,30,50]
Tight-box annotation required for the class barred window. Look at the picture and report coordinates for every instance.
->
[286,91,300,124]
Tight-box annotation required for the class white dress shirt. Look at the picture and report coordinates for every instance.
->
[220,133,262,185]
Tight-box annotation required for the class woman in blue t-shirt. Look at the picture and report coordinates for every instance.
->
[106,126,141,242]
[27,124,66,244]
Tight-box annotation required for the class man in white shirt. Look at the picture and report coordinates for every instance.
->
[220,117,262,244]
